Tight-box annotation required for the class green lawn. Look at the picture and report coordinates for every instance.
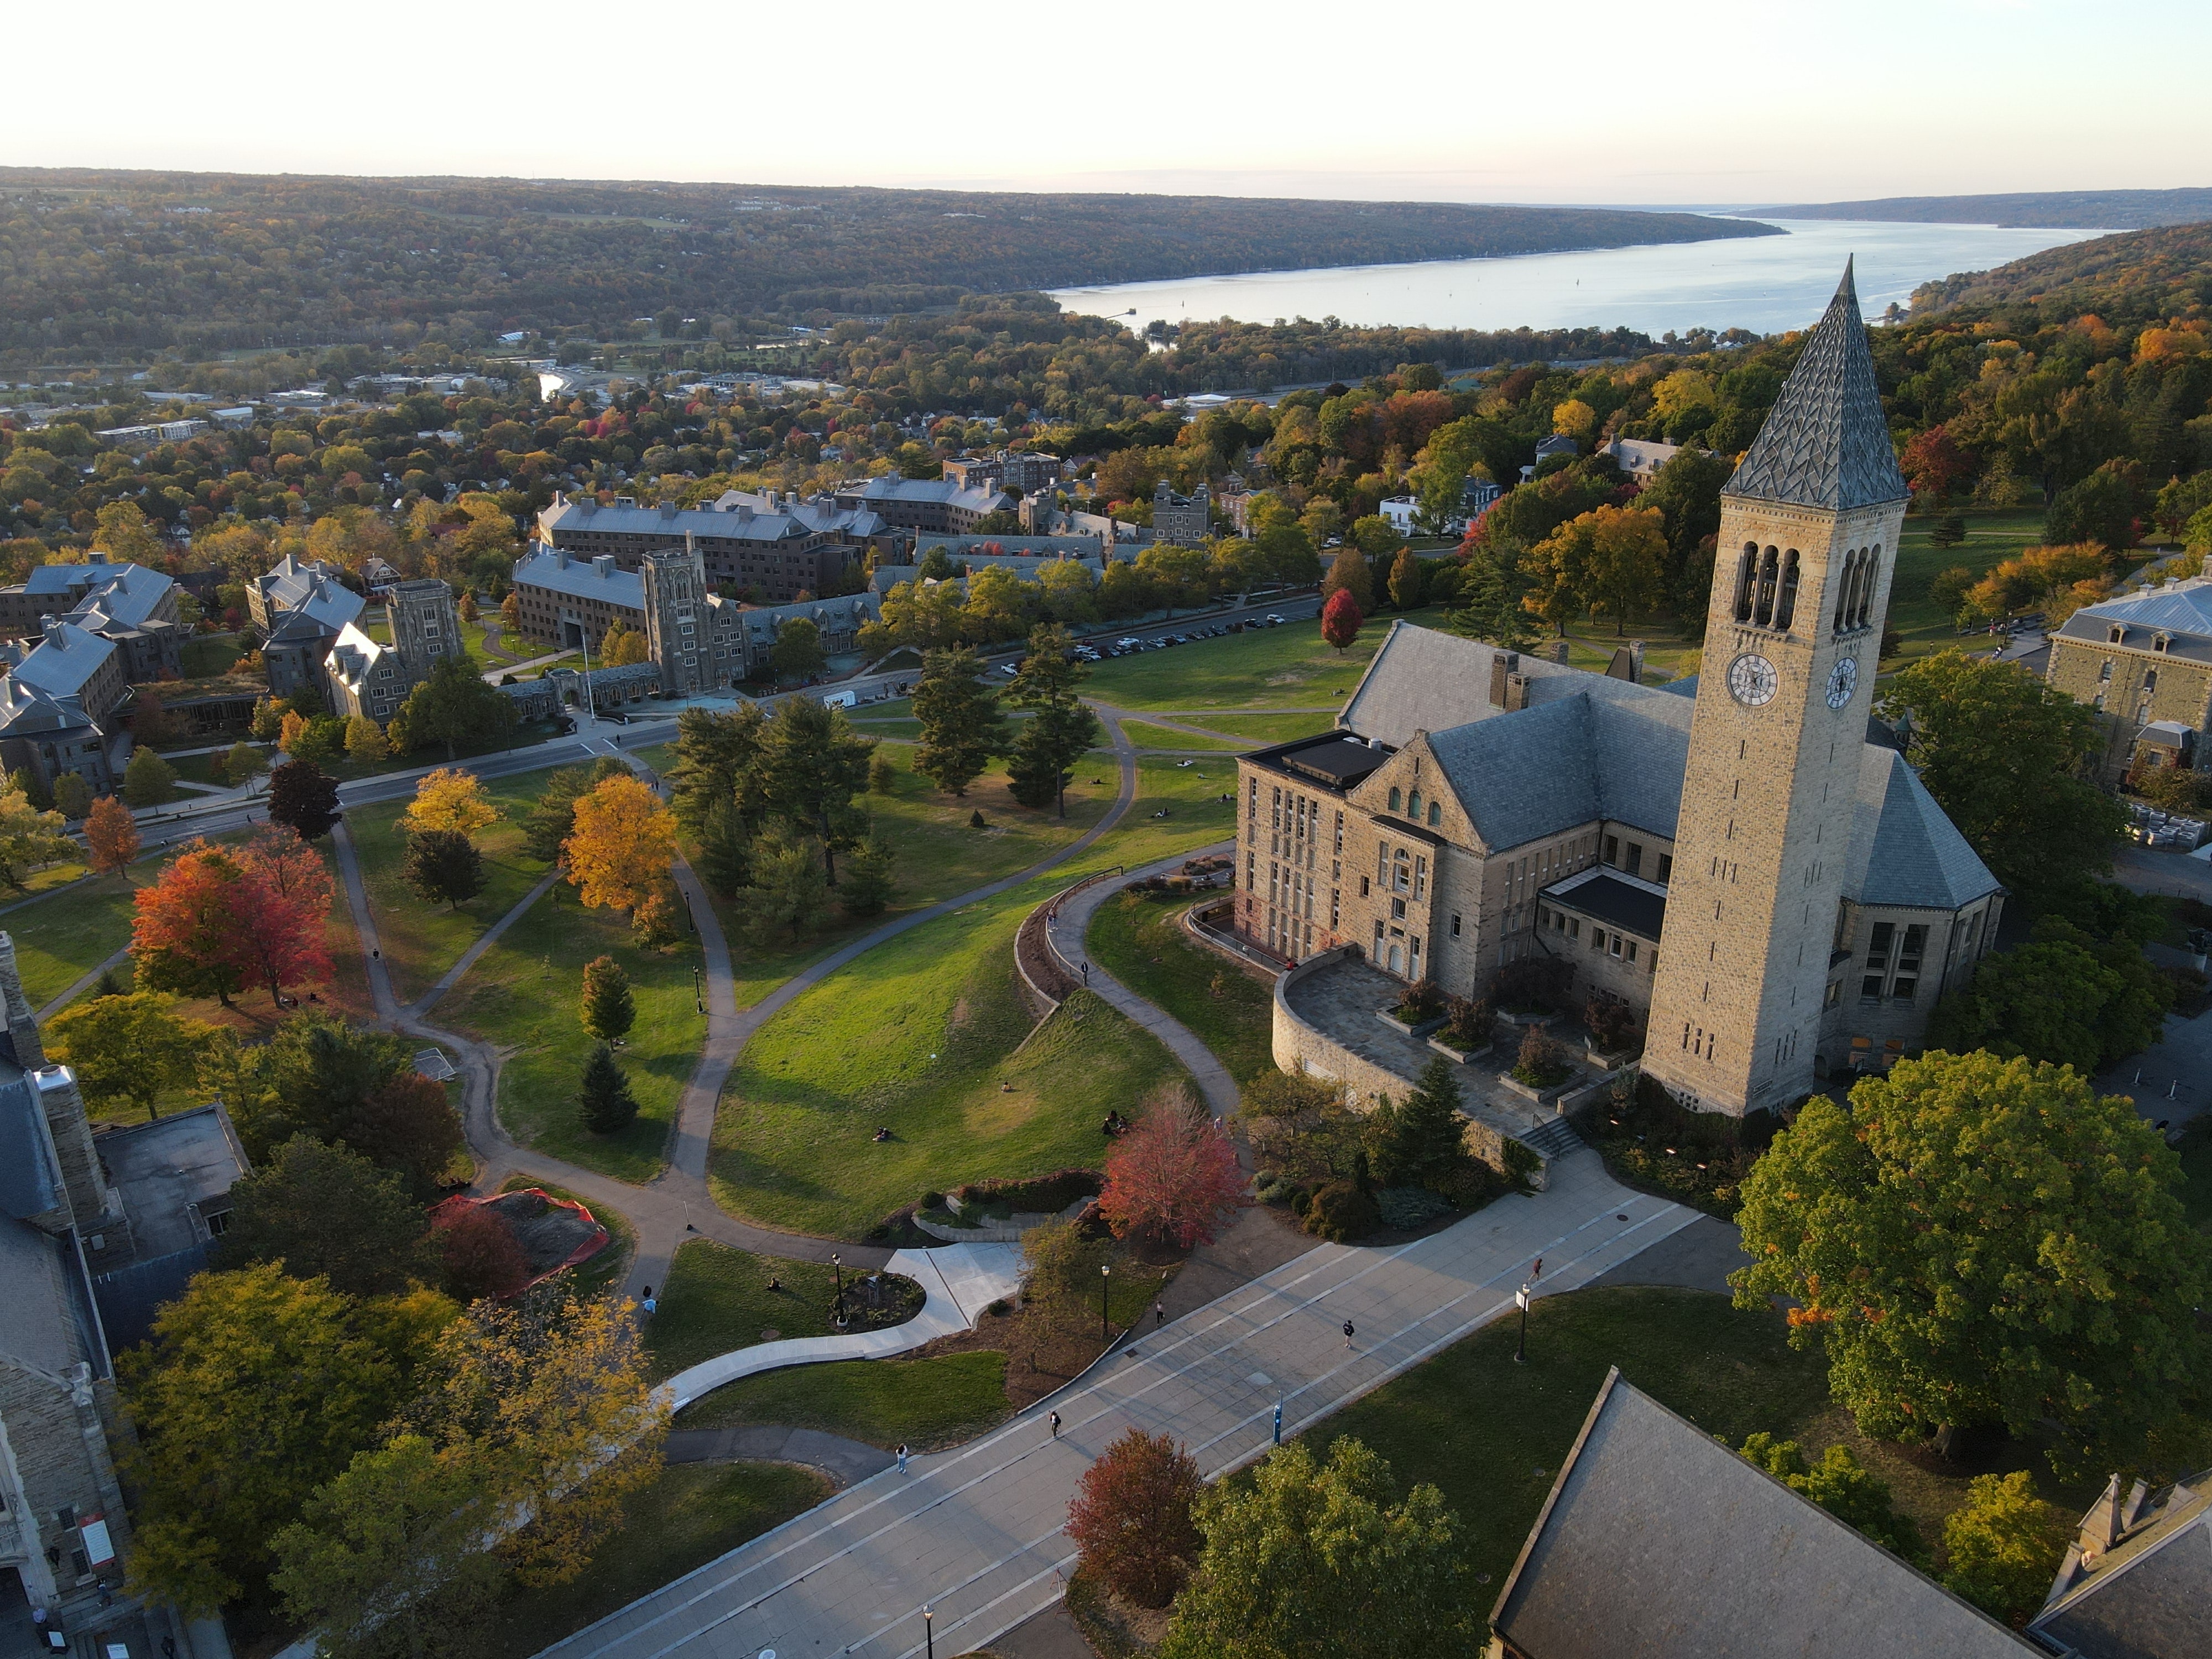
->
[1311,1285,2089,1588]
[1117,720,1250,752]
[180,633,245,678]
[348,768,558,1004]
[671,1351,1012,1449]
[1103,755,1241,870]
[479,1462,831,1659]
[644,1241,847,1381]
[1086,890,1275,1082]
[709,873,1186,1237]
[1175,711,1338,745]
[1887,507,2057,663]
[161,746,266,788]
[437,888,703,1183]
[4,869,147,1010]
[1078,613,1431,711]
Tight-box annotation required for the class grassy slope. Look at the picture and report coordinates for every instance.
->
[347,769,557,1005]
[4,869,146,1009]
[1078,613,1420,712]
[1887,508,2057,664]
[1117,720,1249,752]
[1086,890,1275,1082]
[480,1462,831,1659]
[709,878,1184,1237]
[1175,711,1338,744]
[644,1241,846,1381]
[436,888,702,1183]
[670,1352,1013,1449]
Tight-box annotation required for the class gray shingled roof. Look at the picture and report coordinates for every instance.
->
[1422,691,1687,850]
[1340,620,1689,745]
[7,620,116,698]
[2032,1475,2212,1659]
[1492,1371,2038,1659]
[514,547,646,608]
[2056,576,2212,664]
[1847,748,2004,911]
[1724,260,1908,512]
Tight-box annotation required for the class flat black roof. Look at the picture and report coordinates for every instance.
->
[1543,872,1666,941]
[1277,736,1389,787]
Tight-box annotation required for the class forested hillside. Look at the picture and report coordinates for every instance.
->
[1764,189,2212,229]
[0,169,1774,357]
[1911,220,2212,322]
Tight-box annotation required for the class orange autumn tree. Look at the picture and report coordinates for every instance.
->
[232,827,335,1004]
[132,830,334,1008]
[1098,1086,1245,1249]
[562,774,675,913]
[85,795,142,873]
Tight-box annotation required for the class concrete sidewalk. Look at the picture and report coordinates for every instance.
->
[535,1151,1697,1659]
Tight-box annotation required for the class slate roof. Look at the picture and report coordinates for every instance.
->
[0,1214,103,1379]
[0,1068,58,1223]
[2055,576,2212,664]
[2032,1473,2212,1659]
[0,676,100,740]
[1846,747,2005,911]
[539,495,823,546]
[256,555,364,633]
[514,546,646,609]
[1491,1371,2038,1659]
[1724,260,1908,513]
[733,592,880,646]
[5,620,116,699]
[61,561,175,631]
[1340,619,1679,744]
[1423,691,1688,850]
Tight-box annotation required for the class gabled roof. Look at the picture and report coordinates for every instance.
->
[1421,692,1689,851]
[1845,747,2004,911]
[6,621,117,699]
[2056,576,2212,661]
[1725,261,1908,513]
[513,547,646,609]
[324,619,395,691]
[2031,1472,2212,1659]
[0,675,100,740]
[1492,1370,2037,1659]
[62,561,175,631]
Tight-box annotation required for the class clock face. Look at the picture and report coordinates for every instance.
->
[1727,653,1778,707]
[1826,656,1859,709]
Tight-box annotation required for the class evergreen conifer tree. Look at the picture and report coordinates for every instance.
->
[1374,1057,1468,1188]
[580,955,635,1043]
[577,1042,638,1134]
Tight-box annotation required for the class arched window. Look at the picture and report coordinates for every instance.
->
[1388,786,1401,811]
[1407,789,1422,819]
[1775,550,1800,630]
[1752,546,1779,627]
[2108,623,2126,644]
[1733,542,1757,623]
[1855,545,1879,629]
[1427,801,1441,827]
[1833,549,1858,631]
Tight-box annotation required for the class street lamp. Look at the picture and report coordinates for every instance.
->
[923,1605,933,1659]
[831,1251,847,1327]
[1514,1282,1531,1364]
[1100,1262,1111,1342]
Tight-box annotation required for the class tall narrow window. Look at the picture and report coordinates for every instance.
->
[1733,542,1757,623]
[1753,546,1779,627]
[1775,550,1799,630]
[1407,789,1422,820]
[1833,549,1859,631]
[1855,546,1879,629]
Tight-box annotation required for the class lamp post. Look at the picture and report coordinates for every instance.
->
[923,1605,933,1659]
[1100,1263,1111,1342]
[1514,1282,1531,1364]
[832,1251,847,1327]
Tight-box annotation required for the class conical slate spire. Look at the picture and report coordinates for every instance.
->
[1724,259,1908,511]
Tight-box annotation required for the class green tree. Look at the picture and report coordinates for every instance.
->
[1319,545,1374,612]
[2045,466,2137,549]
[758,696,877,883]
[213,1135,437,1298]
[124,747,178,807]
[394,654,519,760]
[344,713,390,763]
[1738,1434,1924,1563]
[1731,1051,2210,1476]
[1941,1473,2066,1625]
[577,1042,638,1134]
[1160,1438,1483,1659]
[768,615,827,682]
[1004,623,1100,819]
[693,795,753,898]
[0,784,78,891]
[270,1434,502,1659]
[912,645,1008,797]
[838,837,897,918]
[403,828,486,910]
[8,765,51,812]
[1385,545,1423,611]
[523,757,629,860]
[118,1264,410,1611]
[1349,515,1400,560]
[251,696,285,741]
[1875,652,2125,913]
[1635,446,1733,581]
[744,832,830,944]
[223,740,267,786]
[52,770,91,820]
[580,954,635,1044]
[666,704,764,831]
[46,991,216,1121]
[1371,1058,1467,1190]
[1927,917,2168,1073]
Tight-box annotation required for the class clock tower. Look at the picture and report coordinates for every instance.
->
[1642,262,1910,1115]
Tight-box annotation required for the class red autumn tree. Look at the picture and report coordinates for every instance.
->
[84,795,141,874]
[1319,587,1364,654]
[133,842,252,1005]
[1901,424,1975,505]
[431,1199,532,1302]
[232,827,335,1005]
[1098,1089,1245,1249]
[1066,1428,1204,1608]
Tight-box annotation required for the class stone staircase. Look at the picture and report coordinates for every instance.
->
[1515,1114,1587,1162]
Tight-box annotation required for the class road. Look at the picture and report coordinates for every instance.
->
[539,1157,1697,1659]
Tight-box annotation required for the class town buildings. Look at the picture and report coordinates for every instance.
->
[249,556,367,700]
[1601,436,1686,480]
[941,453,1062,493]
[0,557,186,797]
[534,492,864,602]
[2044,576,2212,782]
[1149,481,1212,547]
[1229,267,2002,1102]
[2028,1469,2212,1656]
[831,476,1010,536]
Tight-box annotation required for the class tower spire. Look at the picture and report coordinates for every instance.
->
[1724,259,1905,513]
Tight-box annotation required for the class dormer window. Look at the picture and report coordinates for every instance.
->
[2154,632,2172,653]
[2108,624,2125,644]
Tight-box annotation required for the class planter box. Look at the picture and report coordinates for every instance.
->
[1498,1070,1581,1107]
[1378,1009,1447,1039]
[1582,1046,1637,1072]
[1428,1036,1491,1064]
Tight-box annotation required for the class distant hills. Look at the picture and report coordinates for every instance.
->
[1762,188,2212,229]
[0,169,1777,357]
[1911,219,2212,319]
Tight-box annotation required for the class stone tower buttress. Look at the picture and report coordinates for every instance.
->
[1642,263,1910,1116]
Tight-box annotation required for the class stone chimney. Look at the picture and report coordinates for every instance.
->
[1489,651,1520,709]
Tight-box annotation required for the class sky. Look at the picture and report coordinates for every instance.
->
[8,0,2206,205]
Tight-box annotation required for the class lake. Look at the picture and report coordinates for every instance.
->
[1049,218,2106,338]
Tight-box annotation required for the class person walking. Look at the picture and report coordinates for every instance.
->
[1154,1300,1166,1328]
[641,1286,658,1316]
[1048,1410,1062,1439]
[1342,1320,1355,1350]
[896,1442,909,1475]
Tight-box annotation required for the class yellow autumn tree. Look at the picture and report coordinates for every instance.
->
[400,767,499,837]
[1522,504,1669,635]
[1551,397,1598,444]
[563,774,675,912]
[598,619,650,667]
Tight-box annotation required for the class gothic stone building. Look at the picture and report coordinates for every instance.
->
[322,578,466,725]
[1231,267,2005,1109]
[2044,575,2212,782]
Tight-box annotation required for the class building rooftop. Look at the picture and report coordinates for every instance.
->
[1724,260,1910,513]
[1543,868,1667,940]
[1846,747,2006,912]
[0,1068,56,1224]
[538,493,830,546]
[513,546,646,608]
[2032,1470,2212,1658]
[3,620,117,700]
[1492,1370,2037,1658]
[2055,576,2212,660]
[95,1103,247,1262]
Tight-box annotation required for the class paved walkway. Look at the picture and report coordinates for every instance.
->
[662,1244,1024,1410]
[538,1153,1698,1659]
